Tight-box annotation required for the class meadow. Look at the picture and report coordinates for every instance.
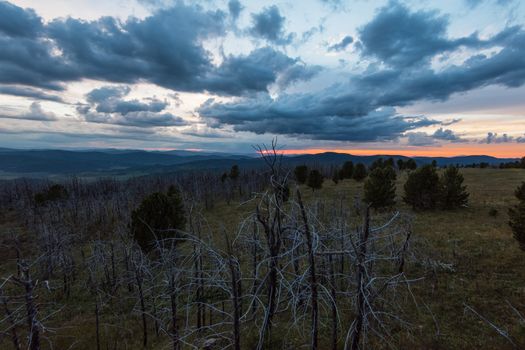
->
[0,167,524,349]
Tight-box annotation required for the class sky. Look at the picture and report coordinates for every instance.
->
[0,0,525,156]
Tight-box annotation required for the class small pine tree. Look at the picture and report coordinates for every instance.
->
[370,158,384,171]
[307,169,323,191]
[131,187,186,252]
[340,161,354,179]
[515,182,525,201]
[509,201,525,251]
[397,159,405,170]
[353,163,368,181]
[364,167,396,209]
[332,168,340,184]
[294,165,309,184]
[34,184,69,205]
[440,166,469,209]
[405,158,417,170]
[229,165,240,180]
[403,165,440,210]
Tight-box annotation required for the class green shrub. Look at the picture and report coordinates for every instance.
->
[364,167,396,209]
[403,165,441,210]
[131,186,186,252]
[440,166,469,209]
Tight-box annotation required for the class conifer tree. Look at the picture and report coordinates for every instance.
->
[339,161,354,179]
[294,165,309,184]
[353,163,368,181]
[307,169,324,191]
[364,167,396,209]
[510,182,525,251]
[131,186,186,252]
[440,166,469,209]
[403,165,440,210]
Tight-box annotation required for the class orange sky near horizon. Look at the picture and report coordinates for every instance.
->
[274,143,525,158]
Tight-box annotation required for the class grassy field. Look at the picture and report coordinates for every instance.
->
[1,168,524,349]
[203,168,525,349]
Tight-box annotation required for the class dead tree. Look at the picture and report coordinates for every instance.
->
[297,189,319,350]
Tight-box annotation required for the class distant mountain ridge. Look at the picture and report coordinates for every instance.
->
[0,148,518,177]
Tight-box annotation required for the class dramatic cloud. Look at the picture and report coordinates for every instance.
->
[327,35,353,52]
[199,3,525,142]
[481,132,514,143]
[203,47,321,95]
[0,2,314,96]
[432,128,465,142]
[79,86,186,127]
[199,92,438,141]
[84,111,187,127]
[0,86,64,102]
[249,5,294,45]
[0,102,57,121]
[228,0,243,20]
[406,128,465,146]
[0,1,42,38]
[358,2,516,68]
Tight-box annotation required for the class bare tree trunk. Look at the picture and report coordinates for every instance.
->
[297,189,318,350]
[135,270,148,348]
[20,268,40,350]
[329,255,338,350]
[351,207,371,350]
[95,301,101,350]
[1,289,21,350]
[170,275,179,350]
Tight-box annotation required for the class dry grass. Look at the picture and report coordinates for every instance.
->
[1,168,524,349]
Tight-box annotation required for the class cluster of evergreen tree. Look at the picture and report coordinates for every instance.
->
[499,157,525,169]
[34,184,69,205]
[364,165,396,209]
[294,165,324,191]
[403,165,469,210]
[131,186,186,252]
[509,182,525,251]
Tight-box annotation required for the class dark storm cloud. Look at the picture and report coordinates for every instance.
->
[327,35,353,52]
[0,86,64,102]
[202,47,322,94]
[0,2,313,96]
[0,1,42,37]
[249,5,295,45]
[358,1,517,68]
[198,4,525,142]
[199,91,439,142]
